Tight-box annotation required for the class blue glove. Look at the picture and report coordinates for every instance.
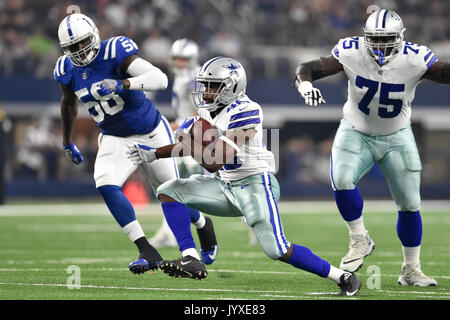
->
[176,116,200,134]
[98,79,125,96]
[63,143,84,165]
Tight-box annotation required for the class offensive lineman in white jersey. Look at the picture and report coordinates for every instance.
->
[128,57,363,296]
[295,9,448,286]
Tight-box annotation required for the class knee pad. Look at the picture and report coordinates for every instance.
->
[257,230,283,260]
[398,193,421,212]
[332,163,356,190]
[156,178,185,203]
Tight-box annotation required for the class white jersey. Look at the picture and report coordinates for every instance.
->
[172,65,200,124]
[198,95,276,181]
[331,36,437,135]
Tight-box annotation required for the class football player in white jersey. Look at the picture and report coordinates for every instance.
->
[294,9,448,286]
[149,38,218,252]
[128,57,363,296]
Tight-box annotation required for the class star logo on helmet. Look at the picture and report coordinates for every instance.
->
[223,62,240,76]
[223,62,239,70]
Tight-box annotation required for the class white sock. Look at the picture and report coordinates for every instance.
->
[402,245,421,265]
[327,265,346,284]
[193,214,206,229]
[345,216,366,234]
[182,248,200,260]
[122,220,145,242]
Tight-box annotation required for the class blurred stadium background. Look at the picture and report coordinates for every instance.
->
[0,0,450,202]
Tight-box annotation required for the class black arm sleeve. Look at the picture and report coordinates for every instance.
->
[422,62,450,84]
[294,58,325,82]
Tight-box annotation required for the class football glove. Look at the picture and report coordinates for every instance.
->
[126,144,158,165]
[297,81,326,107]
[176,116,200,134]
[175,116,199,141]
[63,143,84,165]
[98,79,125,96]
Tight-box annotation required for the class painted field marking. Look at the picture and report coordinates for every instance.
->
[0,281,288,294]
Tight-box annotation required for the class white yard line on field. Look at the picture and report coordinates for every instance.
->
[0,266,449,281]
[0,281,287,294]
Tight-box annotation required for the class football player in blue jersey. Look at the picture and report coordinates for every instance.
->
[54,13,217,274]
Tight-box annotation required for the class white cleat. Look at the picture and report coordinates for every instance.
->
[398,263,437,287]
[339,231,375,273]
[149,226,177,249]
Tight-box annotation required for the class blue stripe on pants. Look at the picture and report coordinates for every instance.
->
[261,173,289,255]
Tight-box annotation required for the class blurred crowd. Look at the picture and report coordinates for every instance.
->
[1,0,450,79]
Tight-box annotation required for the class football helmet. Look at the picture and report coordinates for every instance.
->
[170,38,199,68]
[192,57,247,112]
[58,13,100,66]
[363,9,405,66]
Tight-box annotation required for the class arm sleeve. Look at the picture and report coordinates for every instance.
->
[126,57,169,91]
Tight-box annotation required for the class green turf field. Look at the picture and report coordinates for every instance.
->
[0,201,448,300]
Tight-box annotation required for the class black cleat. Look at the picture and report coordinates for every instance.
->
[337,272,362,296]
[129,247,163,275]
[197,216,218,265]
[159,255,207,280]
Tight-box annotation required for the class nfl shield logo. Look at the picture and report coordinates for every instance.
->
[82,72,87,79]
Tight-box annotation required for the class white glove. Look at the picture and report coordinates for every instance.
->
[126,144,158,165]
[297,81,326,107]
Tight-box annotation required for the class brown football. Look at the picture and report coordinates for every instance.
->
[190,118,218,147]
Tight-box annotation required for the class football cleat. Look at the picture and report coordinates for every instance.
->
[340,231,375,273]
[201,245,218,265]
[128,247,163,275]
[337,272,362,296]
[398,263,438,287]
[159,255,207,280]
[197,216,218,265]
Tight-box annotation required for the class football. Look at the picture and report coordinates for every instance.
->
[190,117,218,147]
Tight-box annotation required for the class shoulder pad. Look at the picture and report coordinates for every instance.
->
[102,36,139,64]
[227,99,261,130]
[53,55,73,86]
[331,36,361,61]
[402,42,438,70]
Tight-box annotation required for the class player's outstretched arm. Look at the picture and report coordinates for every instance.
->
[60,83,84,165]
[294,55,344,106]
[98,55,169,96]
[421,61,450,84]
[126,127,255,173]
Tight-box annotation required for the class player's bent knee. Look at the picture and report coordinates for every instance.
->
[332,164,356,190]
[255,230,283,260]
[156,179,185,203]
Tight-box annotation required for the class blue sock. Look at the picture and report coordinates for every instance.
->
[98,185,136,227]
[187,207,201,223]
[288,244,331,278]
[161,202,196,252]
[334,188,363,222]
[397,211,422,247]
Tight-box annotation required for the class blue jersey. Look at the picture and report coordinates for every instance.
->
[54,36,161,137]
